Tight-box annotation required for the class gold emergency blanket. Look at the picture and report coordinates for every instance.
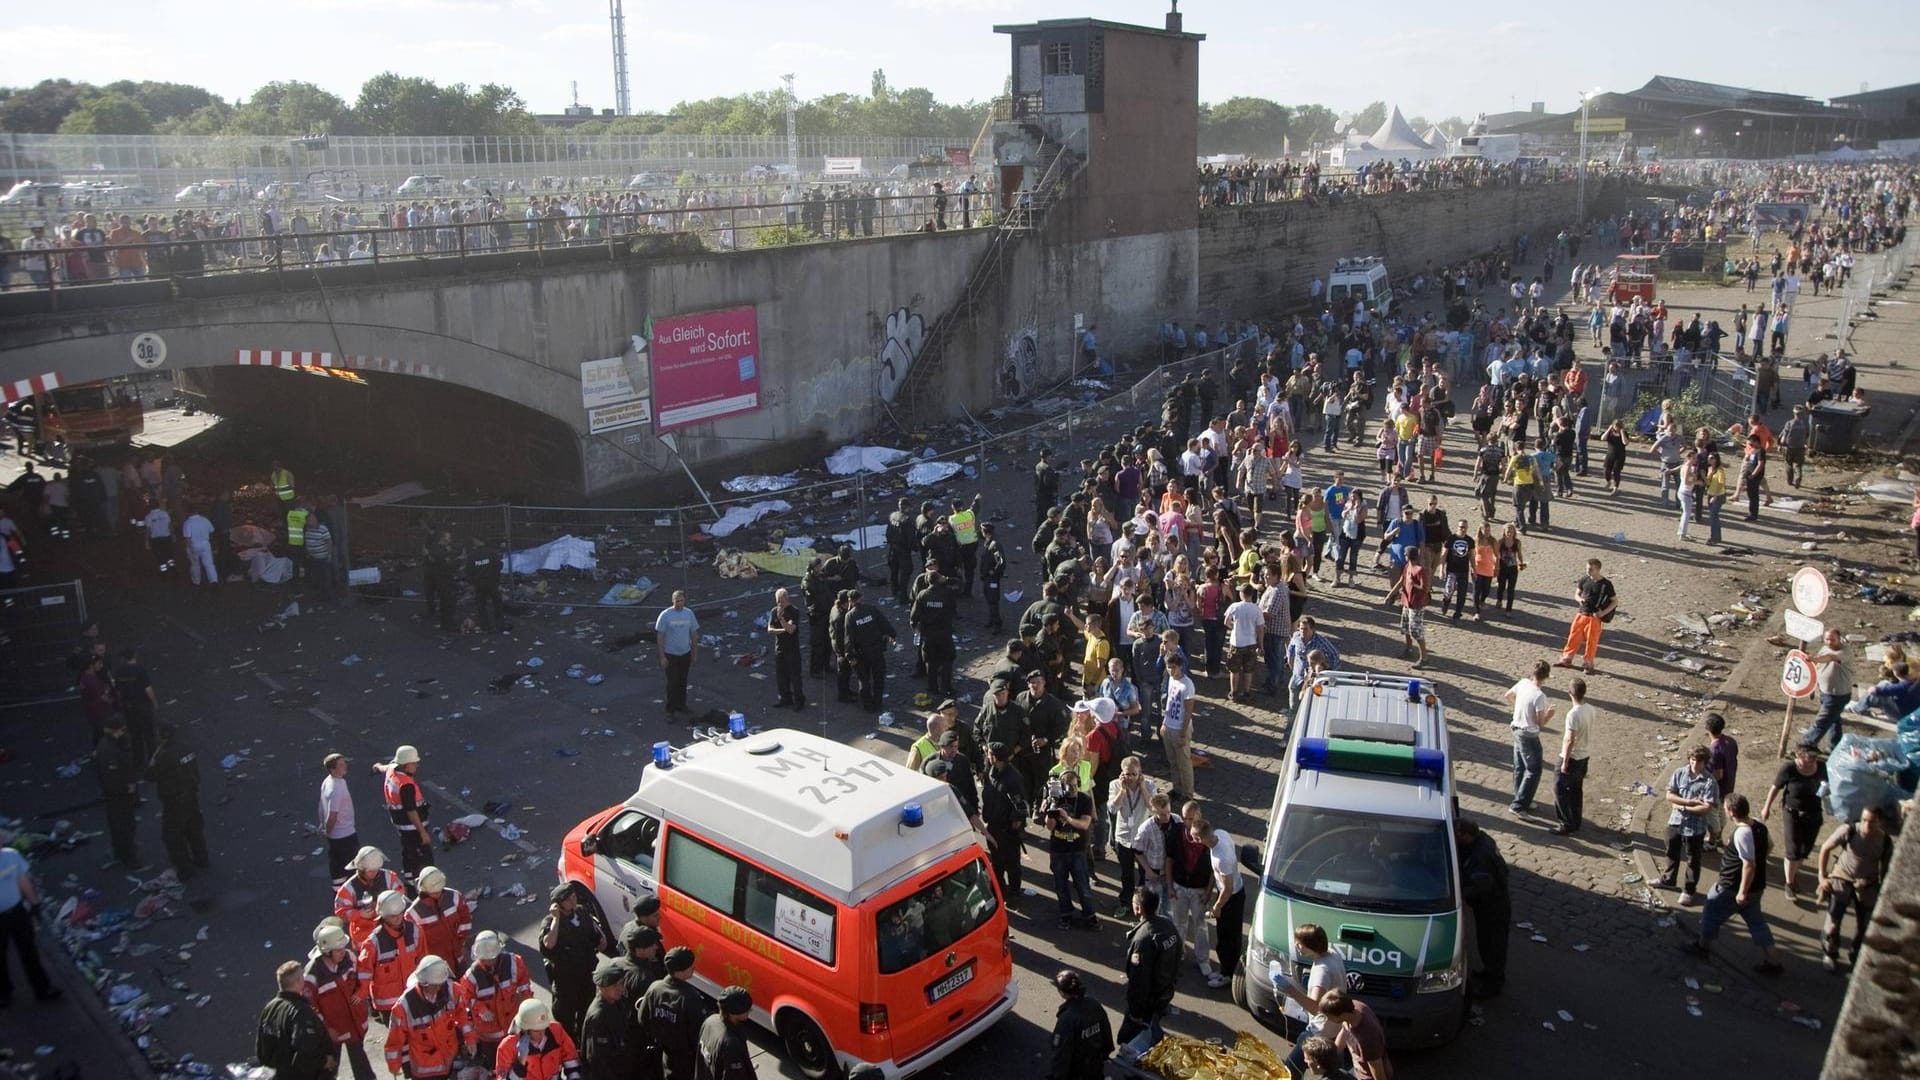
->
[1139,1031,1292,1080]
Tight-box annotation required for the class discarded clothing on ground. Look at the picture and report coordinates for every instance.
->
[831,525,889,552]
[714,549,760,579]
[597,578,657,606]
[743,547,816,578]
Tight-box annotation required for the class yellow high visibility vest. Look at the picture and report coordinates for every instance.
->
[949,508,978,545]
[287,507,308,547]
[271,468,296,502]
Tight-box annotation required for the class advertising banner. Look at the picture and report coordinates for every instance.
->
[649,306,762,432]
[823,157,864,176]
[580,357,638,409]
[946,147,971,166]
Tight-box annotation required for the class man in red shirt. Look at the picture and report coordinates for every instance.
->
[1395,548,1431,669]
[1321,988,1393,1080]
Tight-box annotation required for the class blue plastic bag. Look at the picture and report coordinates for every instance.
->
[1824,734,1913,822]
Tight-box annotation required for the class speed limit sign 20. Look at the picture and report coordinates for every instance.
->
[1781,649,1816,699]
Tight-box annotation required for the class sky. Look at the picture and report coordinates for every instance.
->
[6,0,1914,124]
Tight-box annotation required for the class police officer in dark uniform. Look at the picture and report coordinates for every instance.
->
[922,518,960,578]
[981,741,1028,904]
[842,589,897,713]
[828,590,857,703]
[541,882,611,1041]
[823,543,860,598]
[973,677,1030,776]
[464,539,506,634]
[1019,670,1072,800]
[802,557,834,677]
[1118,890,1183,1056]
[696,985,757,1079]
[640,946,710,1080]
[581,957,639,1080]
[255,961,335,1080]
[421,528,458,632]
[884,497,914,603]
[910,565,957,698]
[149,723,210,880]
[615,922,666,1080]
[979,522,1007,633]
[1048,969,1113,1080]
[94,715,140,868]
[1033,448,1060,526]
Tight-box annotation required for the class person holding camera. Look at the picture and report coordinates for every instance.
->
[1044,771,1098,930]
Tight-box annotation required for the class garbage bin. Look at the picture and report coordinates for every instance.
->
[1809,402,1871,455]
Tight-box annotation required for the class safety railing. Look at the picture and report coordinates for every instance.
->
[0,189,1008,296]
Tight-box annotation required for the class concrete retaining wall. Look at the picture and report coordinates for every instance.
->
[1198,183,1591,322]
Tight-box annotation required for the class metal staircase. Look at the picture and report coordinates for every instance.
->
[892,138,1079,427]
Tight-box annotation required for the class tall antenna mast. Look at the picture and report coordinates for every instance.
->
[609,0,632,116]
[782,74,798,173]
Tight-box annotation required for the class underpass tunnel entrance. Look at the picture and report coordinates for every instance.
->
[176,364,584,497]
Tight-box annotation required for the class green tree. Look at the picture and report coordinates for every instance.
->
[1289,103,1339,146]
[1351,101,1388,136]
[353,73,448,135]
[228,81,353,135]
[0,79,93,133]
[57,93,155,135]
[1199,97,1290,155]
[102,80,225,125]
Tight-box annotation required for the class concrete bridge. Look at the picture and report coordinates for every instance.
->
[0,178,1670,496]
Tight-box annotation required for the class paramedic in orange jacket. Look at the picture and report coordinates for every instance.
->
[304,921,376,1080]
[359,889,421,1016]
[405,866,472,970]
[383,955,469,1079]
[334,846,403,947]
[456,930,532,1064]
[495,997,583,1080]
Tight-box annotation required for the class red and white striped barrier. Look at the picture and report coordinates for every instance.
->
[2,371,62,405]
[234,350,442,380]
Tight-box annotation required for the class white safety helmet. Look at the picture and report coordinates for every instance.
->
[471,930,505,961]
[376,889,408,917]
[414,956,451,986]
[513,998,552,1032]
[349,846,386,873]
[313,922,351,953]
[417,866,447,894]
[392,745,421,766]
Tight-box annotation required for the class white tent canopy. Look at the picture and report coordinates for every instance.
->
[1326,106,1445,169]
[1422,126,1454,151]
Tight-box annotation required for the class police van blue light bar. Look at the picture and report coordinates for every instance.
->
[1297,737,1445,781]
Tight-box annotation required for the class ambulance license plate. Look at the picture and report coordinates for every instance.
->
[926,961,975,1003]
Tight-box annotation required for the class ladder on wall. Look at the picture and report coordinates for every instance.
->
[892,139,1078,427]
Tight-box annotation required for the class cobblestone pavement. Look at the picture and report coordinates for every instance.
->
[0,240,1911,1079]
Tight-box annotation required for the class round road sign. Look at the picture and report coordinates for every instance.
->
[130,332,168,370]
[1792,566,1829,618]
[1781,649,1816,699]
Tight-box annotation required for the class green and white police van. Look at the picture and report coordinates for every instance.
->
[1238,672,1467,1047]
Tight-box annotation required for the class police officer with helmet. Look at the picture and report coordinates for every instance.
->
[1048,968,1113,1080]
[696,985,757,1079]
[640,946,711,1080]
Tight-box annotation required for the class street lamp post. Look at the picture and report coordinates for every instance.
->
[1576,88,1603,222]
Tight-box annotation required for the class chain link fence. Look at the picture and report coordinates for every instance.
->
[345,345,1244,612]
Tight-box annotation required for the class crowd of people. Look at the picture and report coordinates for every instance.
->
[0,173,992,287]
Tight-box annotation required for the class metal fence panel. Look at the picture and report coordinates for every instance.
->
[0,579,88,708]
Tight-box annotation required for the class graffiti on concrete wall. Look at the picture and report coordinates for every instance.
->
[1000,326,1038,401]
[876,307,926,403]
